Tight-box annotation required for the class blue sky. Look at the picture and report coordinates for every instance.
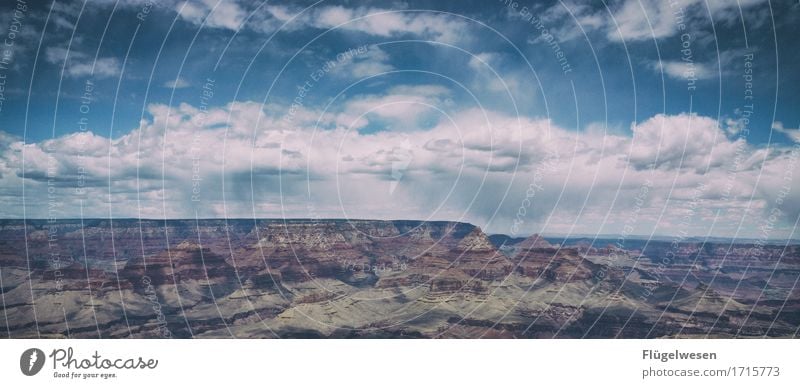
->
[0,0,799,239]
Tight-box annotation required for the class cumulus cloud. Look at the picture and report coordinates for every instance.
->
[0,92,796,238]
[627,113,743,171]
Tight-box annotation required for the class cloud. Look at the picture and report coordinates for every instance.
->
[163,77,191,89]
[316,7,464,43]
[652,60,716,81]
[333,85,453,132]
[256,5,467,43]
[176,0,246,30]
[532,1,608,42]
[346,46,395,78]
[465,52,539,112]
[607,0,684,42]
[648,49,751,82]
[541,0,769,43]
[627,113,743,171]
[773,122,800,143]
[44,47,120,78]
[0,93,797,238]
[468,53,504,92]
[332,45,395,79]
[172,3,468,42]
[608,0,769,42]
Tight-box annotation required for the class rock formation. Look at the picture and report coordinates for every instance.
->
[0,219,797,338]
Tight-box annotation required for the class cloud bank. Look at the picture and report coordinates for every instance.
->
[1,90,796,238]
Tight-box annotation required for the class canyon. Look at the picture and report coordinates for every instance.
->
[0,219,797,338]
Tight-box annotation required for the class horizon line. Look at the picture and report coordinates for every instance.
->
[1,217,797,243]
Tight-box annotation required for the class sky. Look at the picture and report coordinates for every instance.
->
[0,0,798,240]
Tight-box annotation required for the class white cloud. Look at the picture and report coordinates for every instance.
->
[0,96,796,238]
[163,77,191,89]
[608,0,686,42]
[542,0,769,43]
[309,7,464,43]
[176,0,246,30]
[44,47,120,79]
[337,85,451,130]
[332,45,395,79]
[467,52,537,109]
[648,49,750,82]
[257,5,467,43]
[173,3,467,42]
[653,60,716,81]
[349,49,395,78]
[608,0,769,42]
[627,113,743,170]
[773,122,800,143]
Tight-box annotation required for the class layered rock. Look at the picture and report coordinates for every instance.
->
[0,219,797,338]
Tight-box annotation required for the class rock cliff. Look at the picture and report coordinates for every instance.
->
[0,219,797,338]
